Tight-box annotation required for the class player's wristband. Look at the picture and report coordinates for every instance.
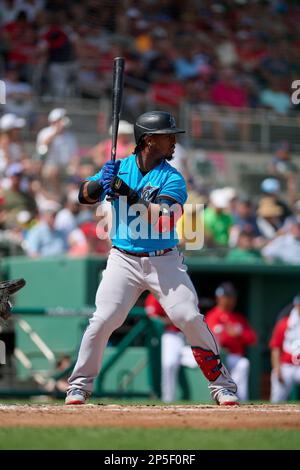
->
[110,176,149,207]
[79,180,103,204]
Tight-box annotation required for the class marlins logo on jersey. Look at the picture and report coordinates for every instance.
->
[141,185,160,203]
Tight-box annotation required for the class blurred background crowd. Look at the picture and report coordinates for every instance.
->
[1,0,300,115]
[0,0,300,262]
[0,0,300,402]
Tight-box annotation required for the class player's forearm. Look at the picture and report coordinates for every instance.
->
[110,175,150,208]
[146,203,183,233]
[110,176,182,230]
[78,181,103,205]
[271,348,281,370]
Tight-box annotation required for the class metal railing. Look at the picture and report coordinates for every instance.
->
[0,79,291,157]
[23,98,300,154]
[0,306,164,398]
[181,104,300,153]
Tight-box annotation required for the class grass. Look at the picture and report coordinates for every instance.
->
[0,427,299,450]
[0,399,298,450]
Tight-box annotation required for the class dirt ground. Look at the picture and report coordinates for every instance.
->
[0,404,299,429]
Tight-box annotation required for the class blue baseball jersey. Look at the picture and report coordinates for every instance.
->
[87,154,187,253]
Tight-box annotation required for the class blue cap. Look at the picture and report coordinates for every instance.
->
[215,282,237,298]
[261,178,281,194]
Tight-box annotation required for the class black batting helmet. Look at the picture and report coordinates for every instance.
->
[134,111,185,145]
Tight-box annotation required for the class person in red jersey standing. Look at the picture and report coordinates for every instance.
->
[269,294,300,403]
[205,282,257,401]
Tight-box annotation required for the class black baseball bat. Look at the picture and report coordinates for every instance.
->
[110,57,125,162]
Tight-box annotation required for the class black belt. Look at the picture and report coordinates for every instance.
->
[113,246,173,257]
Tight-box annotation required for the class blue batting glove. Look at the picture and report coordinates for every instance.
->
[102,160,120,180]
[101,160,120,196]
[103,160,120,175]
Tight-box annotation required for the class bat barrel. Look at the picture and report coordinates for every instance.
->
[111,57,125,162]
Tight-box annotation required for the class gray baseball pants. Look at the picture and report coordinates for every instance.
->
[68,248,237,400]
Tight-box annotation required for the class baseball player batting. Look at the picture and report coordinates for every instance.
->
[65,111,238,406]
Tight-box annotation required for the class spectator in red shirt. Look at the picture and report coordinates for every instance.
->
[3,10,30,44]
[211,68,248,109]
[148,68,185,121]
[236,35,267,72]
[205,282,257,401]
[211,67,250,147]
[144,292,197,403]
[39,15,77,98]
[269,294,300,403]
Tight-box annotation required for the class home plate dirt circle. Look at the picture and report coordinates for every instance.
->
[0,404,299,429]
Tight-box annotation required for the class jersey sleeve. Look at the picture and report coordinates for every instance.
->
[86,170,106,202]
[158,171,187,206]
[87,169,103,182]
[205,309,223,335]
[239,316,257,346]
[269,317,287,350]
[205,309,231,348]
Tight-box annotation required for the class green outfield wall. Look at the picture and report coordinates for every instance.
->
[2,255,300,400]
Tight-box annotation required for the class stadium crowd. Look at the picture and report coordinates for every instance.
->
[0,0,299,403]
[0,104,299,262]
[0,0,300,117]
[0,0,299,260]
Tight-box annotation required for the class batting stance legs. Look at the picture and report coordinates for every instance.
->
[67,248,237,403]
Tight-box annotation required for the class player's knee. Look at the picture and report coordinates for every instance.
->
[89,305,126,333]
[178,311,204,334]
[167,302,200,331]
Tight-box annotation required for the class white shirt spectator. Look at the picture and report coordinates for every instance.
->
[54,189,79,236]
[25,221,68,257]
[36,125,78,167]
[55,207,77,235]
[262,233,300,264]
[0,142,24,174]
[0,113,27,173]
